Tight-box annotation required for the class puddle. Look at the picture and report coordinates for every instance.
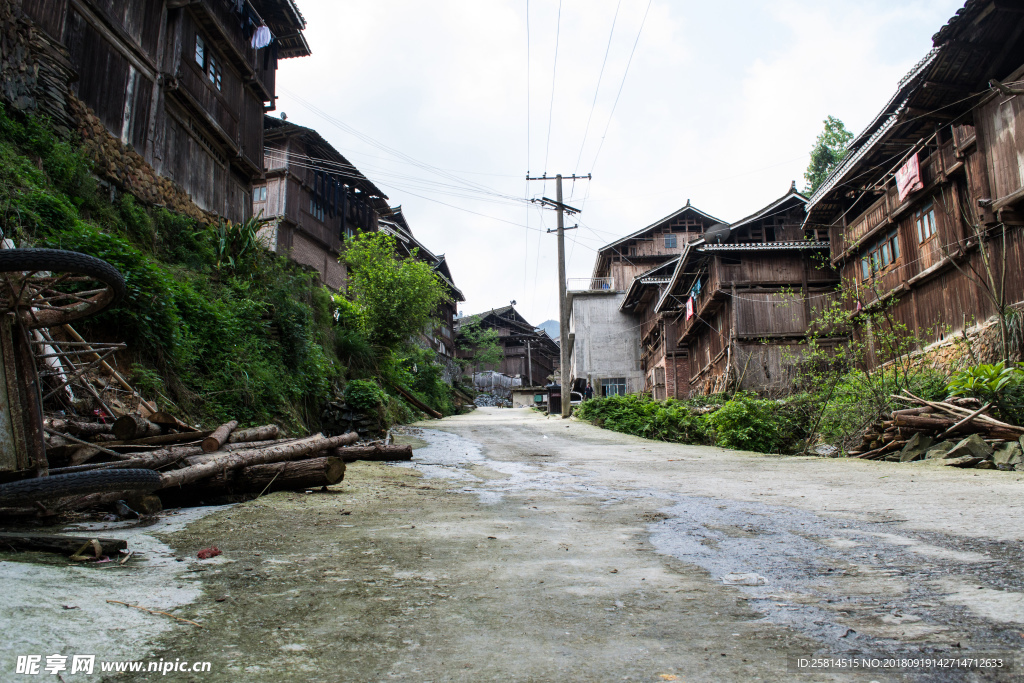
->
[0,505,228,678]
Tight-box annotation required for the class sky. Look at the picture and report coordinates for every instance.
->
[275,0,966,327]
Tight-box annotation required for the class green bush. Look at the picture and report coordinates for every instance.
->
[708,395,783,453]
[344,379,387,412]
[948,361,1024,424]
[576,394,713,445]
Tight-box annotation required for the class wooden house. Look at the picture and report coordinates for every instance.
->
[590,200,725,290]
[455,306,559,384]
[255,115,388,290]
[21,0,310,222]
[627,185,838,397]
[804,0,1024,367]
[574,202,724,399]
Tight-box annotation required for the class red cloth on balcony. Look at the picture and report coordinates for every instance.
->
[686,297,694,320]
[895,153,923,202]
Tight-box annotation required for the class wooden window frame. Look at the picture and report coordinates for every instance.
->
[860,229,902,282]
[915,201,937,244]
[665,234,677,249]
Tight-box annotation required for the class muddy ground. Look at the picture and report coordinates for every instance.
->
[2,407,1024,681]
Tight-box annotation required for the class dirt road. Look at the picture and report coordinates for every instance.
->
[5,407,1024,681]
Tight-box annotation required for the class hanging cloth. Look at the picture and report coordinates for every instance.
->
[895,153,923,202]
[328,175,336,218]
[251,25,273,50]
[685,297,694,321]
[263,38,278,71]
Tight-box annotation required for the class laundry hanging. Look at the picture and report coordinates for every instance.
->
[251,25,273,50]
[895,153,923,202]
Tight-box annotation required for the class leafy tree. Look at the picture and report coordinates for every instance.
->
[343,231,448,350]
[457,322,503,374]
[804,116,854,194]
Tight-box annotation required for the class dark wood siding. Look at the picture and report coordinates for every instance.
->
[64,7,130,138]
[22,0,67,39]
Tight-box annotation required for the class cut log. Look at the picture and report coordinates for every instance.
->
[149,412,199,433]
[891,407,934,417]
[201,420,239,453]
[49,420,113,437]
[0,533,126,556]
[390,384,442,419]
[893,414,956,430]
[329,444,413,462]
[182,438,302,465]
[856,440,907,460]
[939,402,992,439]
[187,456,346,495]
[228,424,280,443]
[159,432,358,489]
[113,415,162,441]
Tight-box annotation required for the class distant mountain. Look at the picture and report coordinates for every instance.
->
[537,319,559,339]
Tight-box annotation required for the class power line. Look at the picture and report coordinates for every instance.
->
[574,0,622,176]
[543,0,563,179]
[588,0,652,176]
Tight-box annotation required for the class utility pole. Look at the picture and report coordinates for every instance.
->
[526,173,589,418]
[526,338,533,387]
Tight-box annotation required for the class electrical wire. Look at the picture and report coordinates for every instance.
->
[587,0,652,176]
[543,0,563,180]
[574,0,622,176]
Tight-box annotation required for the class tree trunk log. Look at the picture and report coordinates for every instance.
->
[329,444,413,462]
[0,533,126,556]
[390,384,442,419]
[181,438,302,465]
[113,415,162,440]
[228,425,280,443]
[48,420,113,437]
[159,433,358,489]
[202,420,239,453]
[149,412,198,432]
[188,456,345,495]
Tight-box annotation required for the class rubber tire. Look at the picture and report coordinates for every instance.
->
[0,469,162,505]
[0,248,126,310]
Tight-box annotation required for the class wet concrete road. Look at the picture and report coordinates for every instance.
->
[6,407,1024,682]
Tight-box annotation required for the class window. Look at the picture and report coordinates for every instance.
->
[602,378,626,397]
[195,34,222,90]
[253,186,267,202]
[207,55,222,90]
[665,233,677,249]
[309,196,324,221]
[915,201,936,243]
[860,229,901,280]
[628,246,637,257]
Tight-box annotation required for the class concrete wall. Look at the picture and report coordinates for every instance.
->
[568,292,644,395]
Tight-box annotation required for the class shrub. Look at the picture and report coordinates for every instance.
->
[344,379,387,412]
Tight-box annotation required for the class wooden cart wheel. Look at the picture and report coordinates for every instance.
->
[0,249,126,329]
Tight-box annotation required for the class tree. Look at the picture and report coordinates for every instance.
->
[342,231,448,350]
[457,322,503,374]
[804,116,854,195]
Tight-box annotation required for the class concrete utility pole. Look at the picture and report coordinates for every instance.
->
[525,173,590,418]
[526,338,532,387]
[555,175,570,418]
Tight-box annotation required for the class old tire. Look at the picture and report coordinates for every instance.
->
[0,469,162,505]
[0,248,126,327]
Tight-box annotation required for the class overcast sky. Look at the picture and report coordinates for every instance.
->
[275,0,965,327]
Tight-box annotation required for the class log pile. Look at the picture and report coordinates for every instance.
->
[13,410,420,517]
[848,391,1024,470]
